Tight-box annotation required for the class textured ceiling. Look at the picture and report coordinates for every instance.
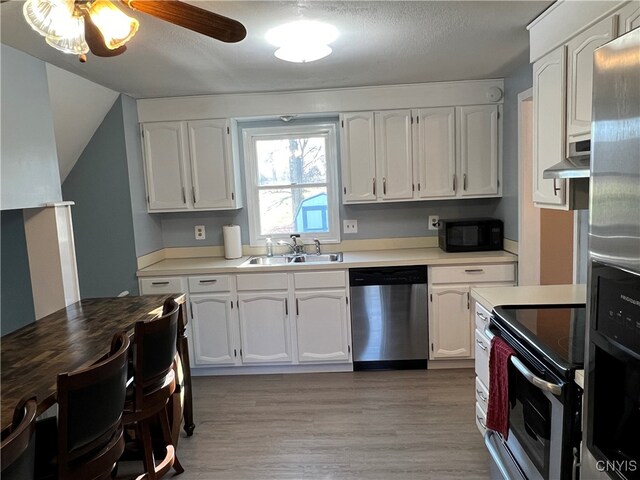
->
[1,1,552,99]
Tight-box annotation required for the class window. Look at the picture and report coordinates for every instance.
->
[242,122,340,245]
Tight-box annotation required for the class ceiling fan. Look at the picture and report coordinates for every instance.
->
[22,0,247,62]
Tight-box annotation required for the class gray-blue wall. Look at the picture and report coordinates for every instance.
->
[495,60,534,241]
[1,45,61,210]
[62,97,140,297]
[1,210,35,335]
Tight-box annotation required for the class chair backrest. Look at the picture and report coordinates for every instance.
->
[1,396,38,480]
[132,298,180,401]
[56,332,129,476]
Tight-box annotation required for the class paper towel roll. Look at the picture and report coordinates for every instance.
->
[223,225,242,259]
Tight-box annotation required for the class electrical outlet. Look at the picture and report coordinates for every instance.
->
[343,219,358,234]
[428,215,440,231]
[195,225,206,240]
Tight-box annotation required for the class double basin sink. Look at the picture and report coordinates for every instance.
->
[243,252,343,266]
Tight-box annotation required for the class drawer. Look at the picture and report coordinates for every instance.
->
[294,271,346,289]
[430,263,515,284]
[475,402,488,436]
[475,302,492,332]
[475,377,489,413]
[139,277,187,295]
[474,328,491,388]
[188,275,232,293]
[236,273,288,291]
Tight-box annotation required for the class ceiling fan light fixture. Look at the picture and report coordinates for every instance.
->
[45,15,89,55]
[23,0,76,39]
[266,20,338,63]
[88,0,139,50]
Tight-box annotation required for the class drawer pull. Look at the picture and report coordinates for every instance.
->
[199,279,218,284]
[476,415,487,429]
[476,339,487,351]
[477,312,488,323]
[465,269,485,273]
[476,389,488,402]
[151,281,170,286]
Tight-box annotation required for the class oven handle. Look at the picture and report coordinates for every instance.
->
[484,325,562,396]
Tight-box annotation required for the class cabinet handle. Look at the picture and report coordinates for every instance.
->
[476,389,487,402]
[343,187,347,195]
[476,415,487,429]
[477,312,488,323]
[476,339,487,351]
[553,178,561,196]
[452,174,456,191]
[463,173,468,191]
[234,349,237,357]
[372,178,376,196]
[467,292,470,309]
[465,269,484,273]
[383,177,387,195]
[182,187,186,204]
[199,279,218,284]
[285,298,288,316]
[296,298,299,316]
[151,281,170,286]
[192,186,196,204]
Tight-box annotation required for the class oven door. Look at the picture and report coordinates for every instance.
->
[484,326,567,480]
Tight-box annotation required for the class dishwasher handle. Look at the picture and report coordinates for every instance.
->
[349,266,427,286]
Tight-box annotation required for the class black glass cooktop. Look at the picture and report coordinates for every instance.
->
[492,304,586,375]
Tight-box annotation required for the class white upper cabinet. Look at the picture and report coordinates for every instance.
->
[457,105,500,197]
[187,119,237,209]
[340,112,376,202]
[533,47,568,208]
[414,107,456,199]
[566,16,617,142]
[142,119,242,212]
[618,2,640,33]
[374,109,415,200]
[142,122,189,211]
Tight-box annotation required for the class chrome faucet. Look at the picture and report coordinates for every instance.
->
[278,234,305,255]
[276,239,297,254]
[313,239,321,255]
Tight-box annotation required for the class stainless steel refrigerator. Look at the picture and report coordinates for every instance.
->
[583,28,640,480]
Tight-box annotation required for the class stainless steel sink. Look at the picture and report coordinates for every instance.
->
[244,256,291,265]
[291,253,343,263]
[242,252,343,266]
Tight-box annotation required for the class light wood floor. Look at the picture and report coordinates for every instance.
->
[124,368,491,480]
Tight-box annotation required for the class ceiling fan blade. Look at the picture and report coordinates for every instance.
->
[124,0,246,43]
[83,13,127,57]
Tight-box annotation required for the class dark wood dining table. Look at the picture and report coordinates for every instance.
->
[0,294,192,433]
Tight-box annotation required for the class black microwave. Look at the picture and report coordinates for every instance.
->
[438,218,503,252]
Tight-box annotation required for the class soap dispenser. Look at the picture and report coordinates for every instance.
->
[266,237,273,257]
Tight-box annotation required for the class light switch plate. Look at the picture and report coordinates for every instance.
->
[195,225,206,240]
[343,220,358,234]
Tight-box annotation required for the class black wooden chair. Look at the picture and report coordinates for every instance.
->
[1,396,38,480]
[35,332,130,480]
[122,297,184,479]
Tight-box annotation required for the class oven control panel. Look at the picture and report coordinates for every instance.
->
[594,265,640,354]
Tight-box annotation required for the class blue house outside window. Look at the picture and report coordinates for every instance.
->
[294,193,328,233]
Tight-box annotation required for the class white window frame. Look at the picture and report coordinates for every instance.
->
[242,123,340,247]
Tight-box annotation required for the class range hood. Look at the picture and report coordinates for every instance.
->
[543,139,591,179]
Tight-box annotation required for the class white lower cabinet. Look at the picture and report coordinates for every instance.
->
[295,290,350,362]
[474,301,492,435]
[428,263,515,361]
[237,291,292,364]
[190,293,239,366]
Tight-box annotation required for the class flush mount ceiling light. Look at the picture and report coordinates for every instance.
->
[22,0,247,63]
[266,20,339,63]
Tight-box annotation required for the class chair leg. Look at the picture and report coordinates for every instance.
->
[139,421,157,480]
[159,408,184,475]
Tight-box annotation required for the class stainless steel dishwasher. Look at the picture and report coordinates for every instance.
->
[349,266,428,370]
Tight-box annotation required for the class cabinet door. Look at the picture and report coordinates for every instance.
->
[375,110,414,200]
[415,107,456,199]
[458,105,499,197]
[295,290,350,363]
[429,286,472,359]
[237,292,292,364]
[533,47,568,208]
[190,293,239,366]
[187,119,236,209]
[566,16,616,141]
[340,112,376,202]
[618,2,640,34]
[142,122,189,211]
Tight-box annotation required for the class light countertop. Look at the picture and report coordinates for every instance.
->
[137,248,517,277]
[470,284,587,311]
